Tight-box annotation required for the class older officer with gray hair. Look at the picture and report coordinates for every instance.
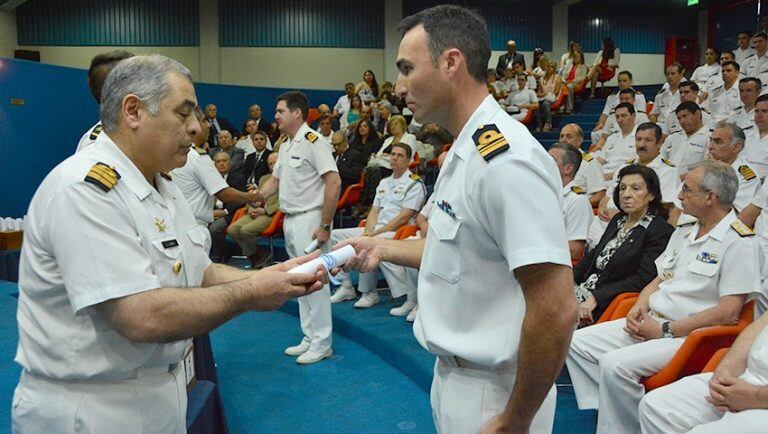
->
[12,55,325,433]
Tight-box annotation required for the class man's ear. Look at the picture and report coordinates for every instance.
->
[122,94,142,130]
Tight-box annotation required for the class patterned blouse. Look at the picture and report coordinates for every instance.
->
[574,213,655,303]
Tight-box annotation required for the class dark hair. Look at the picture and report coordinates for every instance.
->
[721,50,736,59]
[667,62,684,74]
[351,118,381,158]
[317,113,331,123]
[613,164,668,219]
[618,88,636,98]
[618,70,632,80]
[513,59,525,68]
[705,47,720,56]
[754,32,768,40]
[721,60,740,72]
[636,122,662,142]
[363,70,379,98]
[391,142,413,159]
[675,101,701,114]
[739,76,762,90]
[398,4,490,84]
[87,50,134,103]
[679,80,700,92]
[615,101,635,114]
[602,37,616,60]
[757,94,768,104]
[276,91,309,120]
[549,142,582,174]
[738,31,752,38]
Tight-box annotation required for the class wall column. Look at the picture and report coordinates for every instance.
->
[198,0,221,83]
[383,0,402,84]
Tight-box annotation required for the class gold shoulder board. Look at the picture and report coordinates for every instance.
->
[731,220,754,237]
[472,124,509,162]
[89,124,103,140]
[582,152,593,162]
[739,165,756,181]
[84,162,120,192]
[571,185,586,195]
[305,132,318,143]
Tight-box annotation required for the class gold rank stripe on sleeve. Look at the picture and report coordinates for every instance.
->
[305,132,318,143]
[472,124,509,162]
[738,165,756,181]
[89,124,103,140]
[84,162,121,192]
[571,185,586,194]
[730,220,755,237]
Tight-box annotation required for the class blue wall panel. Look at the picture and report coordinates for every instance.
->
[568,1,698,54]
[220,0,384,48]
[17,0,198,46]
[403,1,553,51]
[710,0,759,54]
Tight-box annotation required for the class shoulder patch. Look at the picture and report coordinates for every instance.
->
[626,158,636,164]
[677,220,696,227]
[472,124,509,162]
[89,124,103,140]
[195,146,207,155]
[410,173,422,181]
[662,158,676,167]
[305,132,318,143]
[582,152,594,162]
[739,165,757,181]
[731,220,754,237]
[84,162,120,192]
[160,172,173,181]
[571,185,586,195]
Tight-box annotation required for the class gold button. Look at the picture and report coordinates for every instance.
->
[173,262,182,274]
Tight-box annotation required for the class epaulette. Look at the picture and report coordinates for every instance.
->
[582,152,594,162]
[738,165,756,181]
[472,124,509,162]
[744,53,756,60]
[410,173,422,181]
[305,132,318,143]
[743,125,755,131]
[662,158,676,167]
[625,158,637,164]
[656,87,666,95]
[89,124,103,140]
[571,185,586,195]
[84,162,120,192]
[195,146,207,155]
[160,172,173,181]
[731,220,754,237]
[677,220,696,227]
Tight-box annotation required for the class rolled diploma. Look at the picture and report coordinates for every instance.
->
[288,245,356,278]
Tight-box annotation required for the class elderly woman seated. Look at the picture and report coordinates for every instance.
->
[573,164,674,325]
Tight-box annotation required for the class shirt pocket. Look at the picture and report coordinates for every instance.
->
[425,209,461,283]
[288,156,303,168]
[184,225,210,286]
[688,260,720,278]
[148,234,185,286]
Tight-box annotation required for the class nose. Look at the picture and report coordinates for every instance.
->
[395,76,407,98]
[190,117,202,136]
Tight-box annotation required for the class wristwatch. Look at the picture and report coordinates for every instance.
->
[321,224,332,232]
[661,321,674,338]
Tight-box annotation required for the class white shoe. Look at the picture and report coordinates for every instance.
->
[284,339,310,356]
[389,300,416,317]
[354,291,379,308]
[331,285,357,303]
[406,304,419,322]
[296,348,333,364]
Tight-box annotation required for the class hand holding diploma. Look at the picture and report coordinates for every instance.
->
[331,237,385,274]
[244,251,327,310]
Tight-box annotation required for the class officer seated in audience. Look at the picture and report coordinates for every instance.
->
[727,77,762,131]
[707,62,743,123]
[330,143,426,308]
[744,94,768,180]
[650,62,685,126]
[662,101,710,176]
[567,160,763,434]
[331,131,366,193]
[663,81,713,140]
[592,88,650,150]
[548,142,593,260]
[707,122,759,213]
[501,74,539,122]
[209,151,248,262]
[591,70,647,144]
[594,102,639,179]
[559,123,607,207]
[639,309,768,433]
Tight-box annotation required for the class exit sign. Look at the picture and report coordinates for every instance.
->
[688,0,699,5]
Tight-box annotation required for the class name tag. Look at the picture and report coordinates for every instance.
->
[162,239,179,249]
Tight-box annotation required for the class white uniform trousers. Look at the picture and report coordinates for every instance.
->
[12,365,187,434]
[639,372,768,434]
[431,359,557,434]
[330,227,395,293]
[566,318,685,434]
[284,209,332,353]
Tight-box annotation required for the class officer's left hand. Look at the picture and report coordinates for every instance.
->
[625,312,662,341]
[706,375,761,412]
[481,414,527,434]
[312,227,330,246]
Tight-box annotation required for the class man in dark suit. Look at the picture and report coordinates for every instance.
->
[246,104,272,136]
[331,131,365,192]
[205,104,239,148]
[241,131,273,188]
[209,130,245,172]
[374,101,393,137]
[495,40,526,77]
[209,151,248,262]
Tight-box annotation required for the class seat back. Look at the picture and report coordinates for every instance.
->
[596,292,640,324]
[394,224,419,240]
[260,211,284,237]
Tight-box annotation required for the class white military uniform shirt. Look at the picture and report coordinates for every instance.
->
[652,211,762,321]
[730,157,760,212]
[235,135,256,156]
[735,47,757,68]
[273,123,338,214]
[743,51,768,92]
[690,63,722,90]
[334,94,352,129]
[663,108,712,136]
[562,181,592,242]
[744,127,768,179]
[651,87,681,126]
[372,169,426,229]
[604,113,650,139]
[599,125,639,175]
[75,122,102,153]
[728,106,757,131]
[574,152,606,195]
[606,155,679,209]
[16,133,211,380]
[413,94,571,368]
[663,125,710,175]
[708,81,741,122]
[601,91,648,118]
[170,147,228,225]
[504,87,537,120]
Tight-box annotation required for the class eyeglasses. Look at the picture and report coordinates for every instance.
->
[681,185,710,195]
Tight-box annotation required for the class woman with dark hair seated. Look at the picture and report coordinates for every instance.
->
[349,118,381,162]
[573,165,674,326]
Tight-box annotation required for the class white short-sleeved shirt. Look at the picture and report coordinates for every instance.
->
[372,169,426,229]
[744,128,768,179]
[273,124,338,214]
[592,49,621,69]
[599,125,639,174]
[75,122,102,153]
[413,95,571,369]
[171,147,228,224]
[651,87,681,126]
[606,155,679,210]
[663,109,712,136]
[601,91,648,118]
[690,63,722,89]
[663,125,710,175]
[604,113,650,138]
[740,325,768,386]
[651,211,762,320]
[16,133,211,380]
[235,136,256,156]
[334,94,351,123]
[730,157,760,212]
[728,106,757,131]
[574,152,606,195]
[743,52,768,87]
[562,181,592,241]
[708,82,741,122]
[735,47,757,69]
[504,88,537,117]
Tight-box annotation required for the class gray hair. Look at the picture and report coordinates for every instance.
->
[549,142,582,174]
[378,100,393,111]
[714,120,746,149]
[692,160,738,208]
[100,55,193,133]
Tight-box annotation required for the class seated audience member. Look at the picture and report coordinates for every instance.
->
[378,81,403,112]
[595,102,639,178]
[316,114,335,146]
[209,130,245,172]
[332,132,365,193]
[701,51,744,98]
[530,48,546,78]
[559,40,582,74]
[345,94,363,128]
[744,94,768,179]
[662,102,710,175]
[594,89,650,149]
[375,100,394,136]
[333,82,355,130]
[330,143,426,308]
[690,48,722,90]
[742,32,768,89]
[209,151,248,262]
[486,69,504,100]
[241,130,272,190]
[415,123,453,159]
[236,118,270,156]
[355,69,379,105]
[537,60,563,132]
[562,51,589,114]
[707,62,742,123]
[664,81,713,138]
[495,39,525,76]
[512,60,537,90]
[567,160,763,434]
[349,118,382,162]
[548,143,593,260]
[639,309,768,433]
[650,62,684,126]
[204,104,239,148]
[245,104,271,135]
[228,153,280,268]
[588,37,621,98]
[502,74,539,122]
[498,66,517,98]
[591,70,647,143]
[706,122,759,213]
[575,165,673,324]
[727,77,762,130]
[734,30,756,66]
[560,123,607,207]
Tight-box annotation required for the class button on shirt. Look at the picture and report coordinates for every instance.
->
[16,133,211,380]
[413,95,571,368]
[563,181,593,242]
[273,124,338,214]
[372,169,426,229]
[652,211,762,321]
[171,148,228,225]
[744,128,768,179]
